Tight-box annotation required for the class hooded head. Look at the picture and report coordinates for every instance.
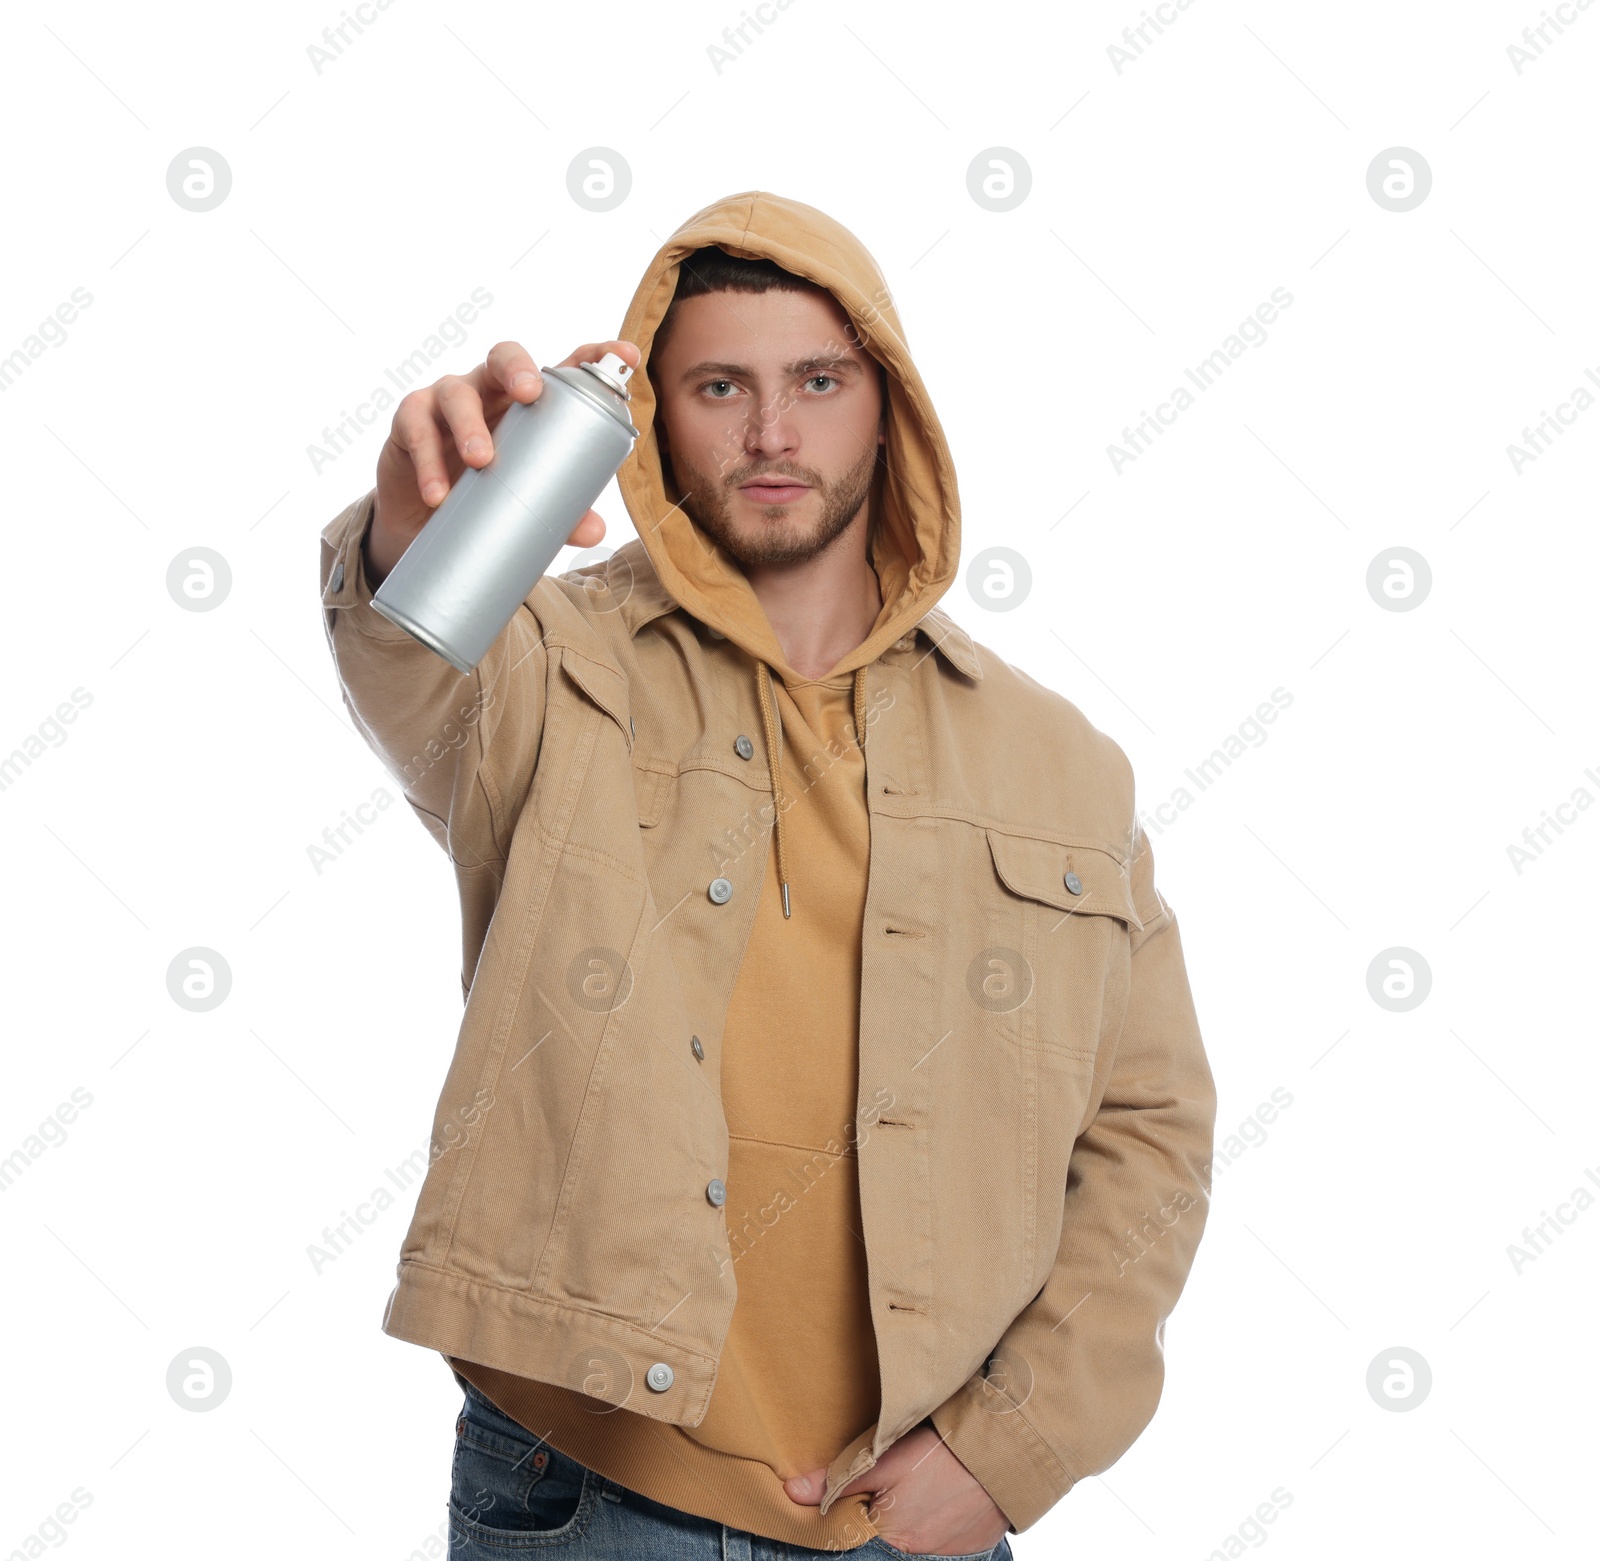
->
[615,191,962,683]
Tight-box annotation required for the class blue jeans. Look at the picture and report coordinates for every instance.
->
[448,1376,1015,1561]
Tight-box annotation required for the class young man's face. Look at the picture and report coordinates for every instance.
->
[649,285,886,568]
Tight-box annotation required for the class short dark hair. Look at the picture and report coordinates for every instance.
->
[654,246,830,352]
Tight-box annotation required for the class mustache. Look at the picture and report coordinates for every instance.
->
[728,465,817,486]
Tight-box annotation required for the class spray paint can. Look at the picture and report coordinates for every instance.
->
[370,351,639,673]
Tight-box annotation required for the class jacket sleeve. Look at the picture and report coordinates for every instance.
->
[928,823,1217,1534]
[319,485,551,913]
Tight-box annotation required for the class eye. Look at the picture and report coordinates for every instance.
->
[702,379,737,398]
[806,374,838,393]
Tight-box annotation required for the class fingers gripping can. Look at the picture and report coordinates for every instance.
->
[370,352,640,673]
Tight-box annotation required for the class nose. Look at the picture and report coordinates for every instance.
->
[744,393,799,461]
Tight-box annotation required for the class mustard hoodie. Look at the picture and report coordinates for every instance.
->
[447,191,972,1548]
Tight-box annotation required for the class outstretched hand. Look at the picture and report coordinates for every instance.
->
[783,1422,1009,1557]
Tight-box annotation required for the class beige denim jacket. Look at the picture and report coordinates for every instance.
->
[317,191,1217,1534]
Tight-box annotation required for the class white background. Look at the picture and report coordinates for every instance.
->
[2,1,1595,1556]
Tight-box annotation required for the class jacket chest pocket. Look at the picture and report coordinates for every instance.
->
[549,645,674,832]
[557,643,633,751]
[538,644,644,856]
[982,828,1139,1063]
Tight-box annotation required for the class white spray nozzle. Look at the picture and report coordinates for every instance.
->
[584,351,634,394]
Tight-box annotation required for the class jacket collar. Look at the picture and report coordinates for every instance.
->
[598,537,982,682]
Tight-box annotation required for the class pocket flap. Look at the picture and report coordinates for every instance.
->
[986,828,1142,929]
[559,643,633,751]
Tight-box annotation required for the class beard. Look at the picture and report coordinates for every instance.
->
[669,438,880,568]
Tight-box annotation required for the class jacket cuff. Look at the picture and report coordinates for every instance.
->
[928,1373,1074,1535]
[319,487,419,643]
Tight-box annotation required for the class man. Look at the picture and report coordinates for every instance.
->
[319,191,1217,1560]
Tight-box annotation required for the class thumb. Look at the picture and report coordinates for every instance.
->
[783,1467,829,1505]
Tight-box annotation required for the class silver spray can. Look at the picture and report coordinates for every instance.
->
[370,351,640,673]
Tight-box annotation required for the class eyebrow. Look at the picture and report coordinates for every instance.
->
[678,354,864,383]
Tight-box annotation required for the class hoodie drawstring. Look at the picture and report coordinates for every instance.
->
[755,663,869,920]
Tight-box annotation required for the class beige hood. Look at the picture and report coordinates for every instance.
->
[614,190,963,681]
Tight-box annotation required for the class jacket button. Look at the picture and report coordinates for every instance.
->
[1064,871,1083,895]
[706,1178,726,1206]
[708,877,733,904]
[646,1362,674,1392]
[734,734,754,760]
[691,1035,704,1060]
[331,560,345,593]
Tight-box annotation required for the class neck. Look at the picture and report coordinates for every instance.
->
[744,508,882,680]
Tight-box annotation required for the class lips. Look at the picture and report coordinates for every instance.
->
[739,481,811,502]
